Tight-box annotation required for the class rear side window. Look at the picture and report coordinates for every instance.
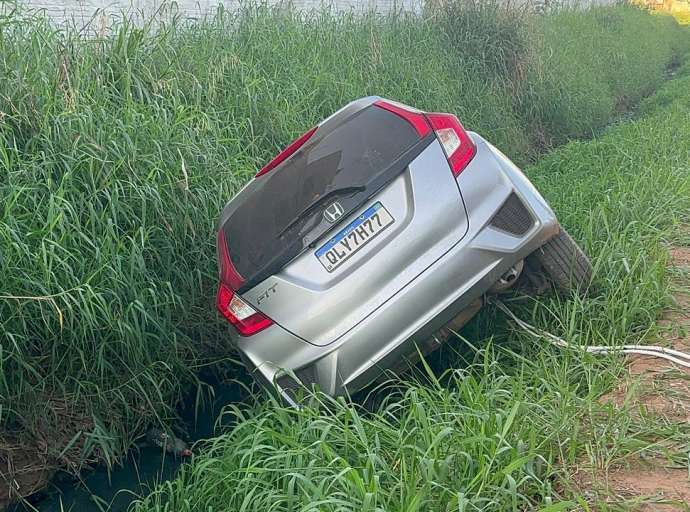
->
[223,105,423,289]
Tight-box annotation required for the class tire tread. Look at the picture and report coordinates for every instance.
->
[532,228,593,294]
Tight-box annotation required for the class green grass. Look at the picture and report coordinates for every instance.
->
[0,0,688,482]
[133,68,690,512]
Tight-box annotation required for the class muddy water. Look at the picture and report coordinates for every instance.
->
[9,378,245,512]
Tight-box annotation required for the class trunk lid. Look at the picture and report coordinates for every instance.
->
[219,98,470,346]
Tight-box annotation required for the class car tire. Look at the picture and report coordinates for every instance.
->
[528,227,593,295]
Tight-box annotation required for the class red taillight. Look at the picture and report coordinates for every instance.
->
[426,113,476,176]
[255,126,318,177]
[216,229,273,335]
[374,101,476,176]
[217,229,245,291]
[374,100,432,137]
[216,283,273,336]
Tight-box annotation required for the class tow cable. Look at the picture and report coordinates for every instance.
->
[492,298,690,368]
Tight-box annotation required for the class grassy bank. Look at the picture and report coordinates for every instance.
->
[0,0,688,493]
[134,65,690,512]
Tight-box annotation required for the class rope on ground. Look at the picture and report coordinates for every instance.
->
[492,298,690,368]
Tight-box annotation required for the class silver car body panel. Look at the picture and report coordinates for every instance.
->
[231,132,559,401]
[242,140,469,347]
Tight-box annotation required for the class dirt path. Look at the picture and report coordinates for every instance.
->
[573,242,690,510]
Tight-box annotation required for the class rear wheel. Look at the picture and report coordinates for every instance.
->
[527,228,593,295]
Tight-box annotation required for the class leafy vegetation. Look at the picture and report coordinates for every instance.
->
[0,0,687,485]
[134,63,690,512]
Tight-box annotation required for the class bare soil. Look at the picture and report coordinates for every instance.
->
[575,245,690,510]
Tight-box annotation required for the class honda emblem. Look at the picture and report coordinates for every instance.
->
[323,201,345,224]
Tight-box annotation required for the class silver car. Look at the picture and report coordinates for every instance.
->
[216,97,592,405]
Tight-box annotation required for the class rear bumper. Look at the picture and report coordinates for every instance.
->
[235,133,559,403]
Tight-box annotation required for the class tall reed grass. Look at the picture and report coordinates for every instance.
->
[0,0,687,478]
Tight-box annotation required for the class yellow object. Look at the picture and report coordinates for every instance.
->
[631,0,690,24]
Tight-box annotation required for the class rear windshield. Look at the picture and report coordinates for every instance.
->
[223,105,423,289]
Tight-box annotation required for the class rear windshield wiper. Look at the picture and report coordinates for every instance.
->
[279,185,366,238]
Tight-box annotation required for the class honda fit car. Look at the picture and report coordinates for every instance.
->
[216,97,592,404]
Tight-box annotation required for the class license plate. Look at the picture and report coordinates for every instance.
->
[315,202,394,272]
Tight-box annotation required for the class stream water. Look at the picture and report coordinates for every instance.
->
[9,377,246,512]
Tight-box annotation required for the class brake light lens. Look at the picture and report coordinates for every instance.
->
[216,229,273,335]
[426,113,476,176]
[374,100,432,137]
[216,283,273,336]
[373,102,475,176]
[256,126,318,177]
[217,229,245,291]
